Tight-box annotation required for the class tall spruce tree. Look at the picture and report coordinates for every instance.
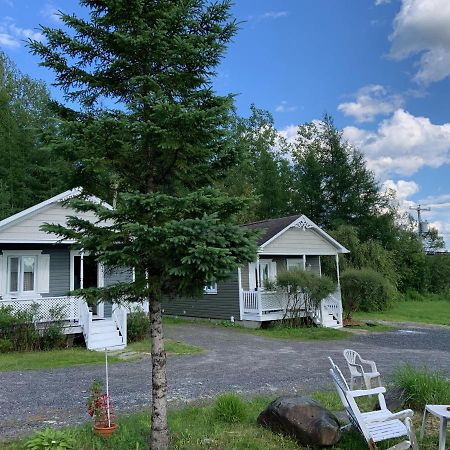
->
[30,1,257,448]
[292,114,383,230]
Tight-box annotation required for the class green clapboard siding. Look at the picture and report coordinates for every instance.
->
[162,271,240,320]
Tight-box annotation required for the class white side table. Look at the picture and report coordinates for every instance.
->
[421,404,450,450]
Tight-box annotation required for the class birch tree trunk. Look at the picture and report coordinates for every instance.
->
[149,296,169,449]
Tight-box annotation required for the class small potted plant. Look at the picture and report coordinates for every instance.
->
[87,380,117,437]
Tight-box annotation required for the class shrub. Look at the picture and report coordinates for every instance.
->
[0,304,66,352]
[213,393,247,424]
[393,365,450,410]
[340,268,394,319]
[275,269,336,325]
[25,428,75,450]
[127,309,150,342]
[0,337,13,352]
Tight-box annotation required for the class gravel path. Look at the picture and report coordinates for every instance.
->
[1,322,449,440]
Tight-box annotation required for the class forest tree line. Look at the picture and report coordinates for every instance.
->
[1,51,449,298]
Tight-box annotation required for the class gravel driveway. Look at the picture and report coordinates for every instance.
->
[1,322,449,440]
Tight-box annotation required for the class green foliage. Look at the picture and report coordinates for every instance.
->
[340,268,394,318]
[393,365,450,410]
[25,429,74,450]
[213,393,247,424]
[0,305,65,352]
[426,253,450,294]
[291,114,384,230]
[274,269,336,326]
[127,310,150,343]
[0,51,70,220]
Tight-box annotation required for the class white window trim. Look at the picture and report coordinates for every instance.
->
[204,281,218,295]
[287,257,304,271]
[1,250,42,298]
[258,259,277,291]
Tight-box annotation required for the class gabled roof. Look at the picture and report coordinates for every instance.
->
[242,214,350,254]
[0,188,112,235]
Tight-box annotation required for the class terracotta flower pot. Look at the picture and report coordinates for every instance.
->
[94,423,117,437]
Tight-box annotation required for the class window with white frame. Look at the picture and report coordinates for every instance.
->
[7,256,37,294]
[287,257,304,271]
[204,279,217,294]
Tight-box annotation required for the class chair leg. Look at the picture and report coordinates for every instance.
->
[406,417,419,450]
[420,408,428,439]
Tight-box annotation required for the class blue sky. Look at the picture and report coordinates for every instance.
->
[1,0,450,246]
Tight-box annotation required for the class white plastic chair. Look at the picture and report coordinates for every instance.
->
[329,358,419,450]
[344,349,382,389]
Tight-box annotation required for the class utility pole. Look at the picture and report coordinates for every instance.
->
[409,204,430,236]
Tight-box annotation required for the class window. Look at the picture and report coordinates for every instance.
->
[204,279,217,294]
[287,257,304,271]
[8,256,36,293]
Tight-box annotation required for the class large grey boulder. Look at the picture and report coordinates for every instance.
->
[257,396,341,447]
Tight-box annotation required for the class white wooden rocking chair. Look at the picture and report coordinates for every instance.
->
[329,358,419,450]
[344,348,382,389]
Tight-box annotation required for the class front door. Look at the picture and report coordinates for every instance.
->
[73,255,99,315]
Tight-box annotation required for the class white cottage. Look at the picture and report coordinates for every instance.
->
[162,215,349,328]
[0,189,130,350]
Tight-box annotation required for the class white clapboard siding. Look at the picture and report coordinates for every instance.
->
[37,254,50,293]
[0,203,100,242]
[261,228,338,255]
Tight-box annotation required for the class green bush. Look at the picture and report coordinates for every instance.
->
[25,428,74,450]
[340,268,394,318]
[393,365,450,410]
[275,269,336,325]
[0,304,65,352]
[127,309,150,343]
[0,337,13,352]
[213,393,247,424]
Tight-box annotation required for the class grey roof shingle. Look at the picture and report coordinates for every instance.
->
[241,215,302,246]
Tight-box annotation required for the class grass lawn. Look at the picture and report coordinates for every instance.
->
[2,391,444,450]
[0,338,202,372]
[354,299,450,326]
[164,316,393,340]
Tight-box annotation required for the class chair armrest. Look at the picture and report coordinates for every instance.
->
[360,358,378,372]
[348,386,386,397]
[370,409,414,422]
[348,362,365,375]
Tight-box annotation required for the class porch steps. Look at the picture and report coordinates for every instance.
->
[86,319,126,351]
[321,313,342,329]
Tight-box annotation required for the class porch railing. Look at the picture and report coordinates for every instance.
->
[0,296,81,323]
[112,305,127,345]
[79,300,92,346]
[241,288,343,327]
[320,289,343,325]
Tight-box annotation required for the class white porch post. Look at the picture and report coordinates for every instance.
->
[238,267,243,320]
[255,255,263,317]
[80,250,84,289]
[335,254,340,286]
[318,256,322,277]
[302,254,306,270]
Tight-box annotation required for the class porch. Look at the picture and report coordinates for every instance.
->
[239,288,343,328]
[0,295,128,350]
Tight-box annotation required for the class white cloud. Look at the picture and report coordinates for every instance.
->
[389,0,450,84]
[343,109,450,177]
[338,85,403,123]
[375,0,392,4]
[384,179,419,200]
[40,3,61,23]
[260,11,288,20]
[0,17,43,49]
[275,101,297,113]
